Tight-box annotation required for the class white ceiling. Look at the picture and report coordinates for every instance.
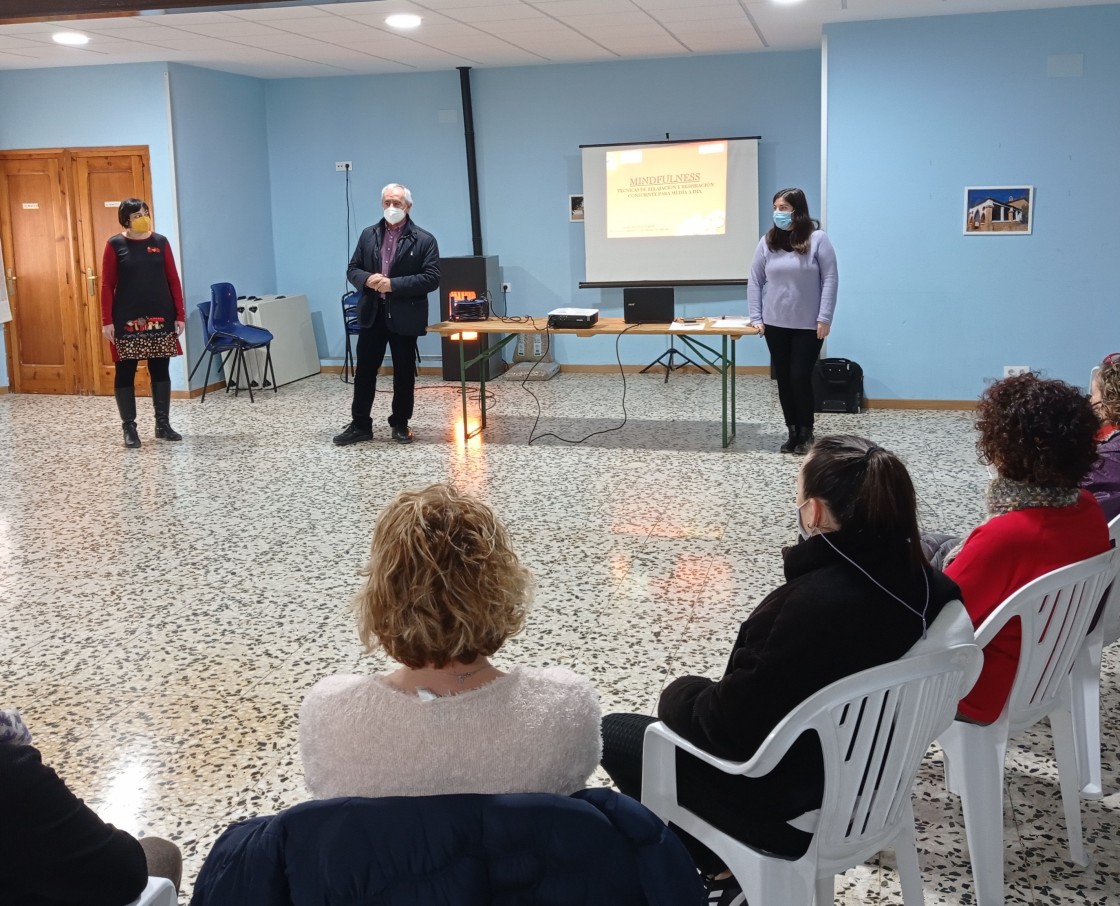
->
[0,0,1113,79]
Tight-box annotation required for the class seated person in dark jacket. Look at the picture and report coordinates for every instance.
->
[0,708,181,905]
[1084,353,1120,521]
[601,435,961,901]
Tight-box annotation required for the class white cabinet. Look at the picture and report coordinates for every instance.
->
[232,293,320,389]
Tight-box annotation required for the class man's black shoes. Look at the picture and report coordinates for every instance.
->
[333,422,374,446]
[334,421,412,445]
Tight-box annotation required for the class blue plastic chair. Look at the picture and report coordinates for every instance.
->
[340,290,361,383]
[187,283,276,402]
[186,300,234,402]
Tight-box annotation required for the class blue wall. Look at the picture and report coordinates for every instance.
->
[471,52,820,366]
[0,51,821,386]
[168,64,276,388]
[825,6,1120,400]
[266,70,472,366]
[265,51,821,368]
[0,64,177,388]
[6,4,1114,400]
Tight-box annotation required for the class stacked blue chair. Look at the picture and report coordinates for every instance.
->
[187,283,277,403]
[340,290,361,383]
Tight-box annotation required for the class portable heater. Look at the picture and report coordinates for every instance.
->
[449,290,489,322]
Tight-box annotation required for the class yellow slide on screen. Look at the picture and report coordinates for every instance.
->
[606,141,727,239]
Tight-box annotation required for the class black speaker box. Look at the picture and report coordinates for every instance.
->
[438,256,503,381]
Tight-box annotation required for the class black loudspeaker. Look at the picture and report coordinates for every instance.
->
[438,256,503,381]
[623,286,675,324]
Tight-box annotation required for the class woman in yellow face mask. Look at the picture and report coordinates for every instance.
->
[100,197,186,447]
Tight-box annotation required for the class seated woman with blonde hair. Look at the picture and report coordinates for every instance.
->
[299,483,602,799]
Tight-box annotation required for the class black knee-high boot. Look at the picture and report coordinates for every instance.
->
[114,387,141,448]
[151,381,182,441]
[794,425,815,455]
[780,424,798,454]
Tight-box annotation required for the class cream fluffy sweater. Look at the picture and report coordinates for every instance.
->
[299,665,602,799]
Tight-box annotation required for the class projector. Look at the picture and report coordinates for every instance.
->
[547,307,599,329]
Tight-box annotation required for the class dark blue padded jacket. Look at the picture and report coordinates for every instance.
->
[190,788,704,905]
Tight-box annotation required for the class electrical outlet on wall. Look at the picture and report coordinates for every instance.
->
[1003,365,1030,377]
[335,161,352,172]
[501,282,511,293]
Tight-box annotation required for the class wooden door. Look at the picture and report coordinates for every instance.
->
[0,153,81,394]
[0,146,152,395]
[73,151,152,396]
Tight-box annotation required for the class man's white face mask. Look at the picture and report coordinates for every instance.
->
[383,205,406,225]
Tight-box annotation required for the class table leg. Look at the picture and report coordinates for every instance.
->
[721,335,729,448]
[480,364,488,429]
[730,337,737,442]
[459,341,469,442]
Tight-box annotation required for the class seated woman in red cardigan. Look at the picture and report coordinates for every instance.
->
[945,373,1109,723]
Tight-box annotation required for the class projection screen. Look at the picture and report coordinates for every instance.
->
[579,136,760,287]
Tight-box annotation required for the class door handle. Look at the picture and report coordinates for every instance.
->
[86,267,97,297]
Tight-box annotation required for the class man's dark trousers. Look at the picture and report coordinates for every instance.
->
[350,305,416,430]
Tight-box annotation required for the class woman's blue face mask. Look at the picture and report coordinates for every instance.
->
[773,210,794,231]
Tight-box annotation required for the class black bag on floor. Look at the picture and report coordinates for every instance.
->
[813,358,863,413]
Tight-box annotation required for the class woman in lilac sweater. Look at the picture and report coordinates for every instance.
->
[748,188,838,454]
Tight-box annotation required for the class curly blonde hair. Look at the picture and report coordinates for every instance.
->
[1095,357,1120,427]
[354,484,532,668]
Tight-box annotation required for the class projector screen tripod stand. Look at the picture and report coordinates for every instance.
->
[640,337,710,383]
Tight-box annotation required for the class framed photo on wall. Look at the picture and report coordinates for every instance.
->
[964,186,1033,235]
[569,194,584,222]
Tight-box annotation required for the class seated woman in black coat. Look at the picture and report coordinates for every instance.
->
[0,708,182,905]
[602,435,962,903]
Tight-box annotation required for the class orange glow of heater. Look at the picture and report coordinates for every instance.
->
[450,331,479,341]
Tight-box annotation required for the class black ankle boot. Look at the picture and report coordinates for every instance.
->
[794,426,815,455]
[151,381,182,441]
[114,388,141,448]
[779,425,798,454]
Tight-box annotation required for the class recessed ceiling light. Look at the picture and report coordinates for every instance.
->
[385,14,422,30]
[52,31,90,46]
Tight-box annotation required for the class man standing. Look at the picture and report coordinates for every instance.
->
[334,183,440,445]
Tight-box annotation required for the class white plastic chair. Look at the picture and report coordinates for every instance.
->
[1066,513,1120,798]
[128,877,176,906]
[937,546,1117,906]
[642,639,981,906]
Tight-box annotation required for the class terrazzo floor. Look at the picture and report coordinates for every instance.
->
[2,369,1119,904]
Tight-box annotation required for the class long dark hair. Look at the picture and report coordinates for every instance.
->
[765,187,818,255]
[800,434,926,567]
